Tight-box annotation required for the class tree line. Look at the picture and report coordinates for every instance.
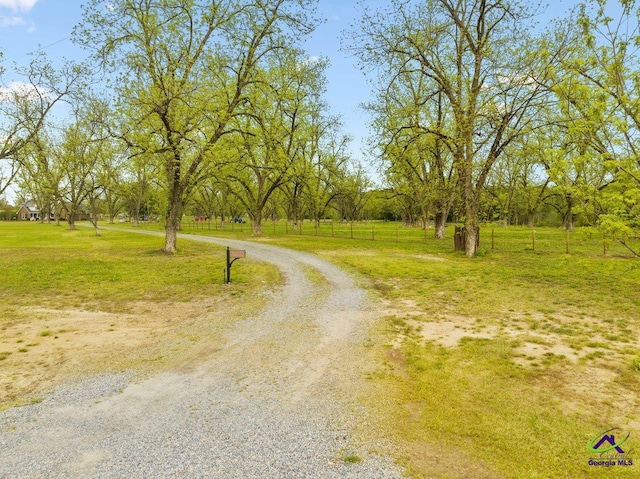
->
[1,0,639,257]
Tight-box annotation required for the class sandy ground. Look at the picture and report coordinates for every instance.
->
[0,297,251,409]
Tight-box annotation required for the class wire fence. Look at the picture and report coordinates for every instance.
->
[181,218,640,259]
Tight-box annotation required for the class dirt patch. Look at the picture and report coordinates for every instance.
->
[414,318,498,348]
[0,295,258,409]
[397,253,448,262]
[544,364,640,431]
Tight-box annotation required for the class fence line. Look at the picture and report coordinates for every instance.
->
[180,219,637,258]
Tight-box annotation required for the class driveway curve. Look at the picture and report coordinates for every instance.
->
[0,229,405,478]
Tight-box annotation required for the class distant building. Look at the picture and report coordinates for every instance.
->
[16,200,40,221]
[16,200,92,222]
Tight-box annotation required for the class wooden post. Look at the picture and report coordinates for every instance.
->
[565,230,570,254]
[331,220,334,237]
[372,223,375,241]
[350,221,354,239]
[491,227,495,250]
[396,223,399,243]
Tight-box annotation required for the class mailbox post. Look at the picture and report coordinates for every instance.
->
[226,246,246,284]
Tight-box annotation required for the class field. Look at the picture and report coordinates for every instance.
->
[2,219,640,478]
[0,222,279,410]
[179,219,640,478]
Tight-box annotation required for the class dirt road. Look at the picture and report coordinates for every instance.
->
[0,230,405,478]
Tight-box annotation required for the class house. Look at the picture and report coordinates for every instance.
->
[16,200,91,222]
[16,200,40,221]
[15,201,56,221]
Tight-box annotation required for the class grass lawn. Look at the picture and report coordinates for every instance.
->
[2,219,639,478]
[0,222,279,410]
[176,219,640,478]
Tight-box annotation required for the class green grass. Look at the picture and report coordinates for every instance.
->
[4,220,640,478]
[343,454,363,464]
[166,219,640,478]
[0,222,278,311]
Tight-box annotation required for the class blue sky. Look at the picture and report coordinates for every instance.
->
[1,0,580,193]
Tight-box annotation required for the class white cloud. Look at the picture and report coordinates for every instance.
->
[0,81,45,102]
[0,0,39,11]
[0,14,24,26]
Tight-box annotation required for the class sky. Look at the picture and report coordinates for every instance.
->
[1,0,581,201]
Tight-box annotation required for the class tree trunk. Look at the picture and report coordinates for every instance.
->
[465,222,479,257]
[89,216,100,236]
[434,193,453,239]
[164,196,183,253]
[564,211,574,231]
[461,160,479,257]
[251,211,263,236]
[527,211,535,228]
[435,211,447,239]
[68,215,76,230]
[563,195,574,231]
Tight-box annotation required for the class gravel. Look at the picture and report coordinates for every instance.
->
[0,231,406,479]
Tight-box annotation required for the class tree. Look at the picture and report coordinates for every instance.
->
[485,127,555,227]
[303,117,351,229]
[364,58,456,238]
[56,97,111,233]
[225,50,326,236]
[18,124,64,225]
[561,0,640,253]
[100,151,127,224]
[74,0,319,252]
[349,0,562,255]
[333,164,372,222]
[0,53,84,197]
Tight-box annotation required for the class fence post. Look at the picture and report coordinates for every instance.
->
[491,227,495,250]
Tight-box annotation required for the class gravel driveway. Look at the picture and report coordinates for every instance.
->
[1,230,406,478]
